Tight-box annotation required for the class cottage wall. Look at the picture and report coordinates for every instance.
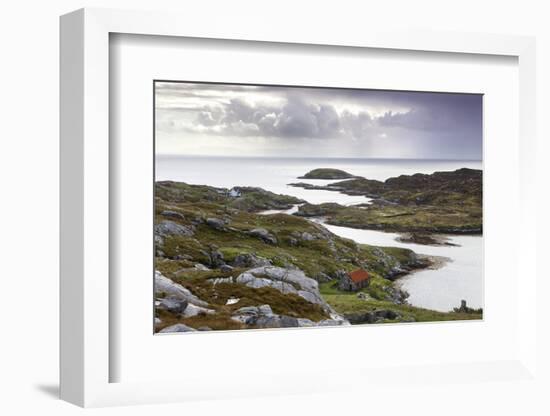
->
[338,274,370,292]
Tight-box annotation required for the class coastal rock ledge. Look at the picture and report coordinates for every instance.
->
[212,266,349,324]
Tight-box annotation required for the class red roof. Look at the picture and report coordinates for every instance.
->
[349,269,370,283]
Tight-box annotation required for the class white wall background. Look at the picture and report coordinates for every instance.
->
[0,1,547,415]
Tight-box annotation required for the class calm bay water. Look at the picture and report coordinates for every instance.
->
[156,155,483,312]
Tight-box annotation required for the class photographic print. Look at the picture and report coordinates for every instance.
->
[154,81,483,333]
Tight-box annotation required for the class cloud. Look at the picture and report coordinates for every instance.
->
[158,93,382,140]
[155,82,482,159]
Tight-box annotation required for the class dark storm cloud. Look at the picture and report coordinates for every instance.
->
[155,82,482,159]
[157,88,377,139]
[378,93,482,131]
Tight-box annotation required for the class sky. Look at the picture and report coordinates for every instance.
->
[155,81,482,160]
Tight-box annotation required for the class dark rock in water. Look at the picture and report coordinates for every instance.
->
[248,228,278,244]
[159,323,196,333]
[453,299,483,314]
[206,217,226,230]
[385,266,408,281]
[155,220,194,237]
[197,326,213,331]
[157,297,189,314]
[161,210,185,220]
[232,253,272,268]
[396,232,458,246]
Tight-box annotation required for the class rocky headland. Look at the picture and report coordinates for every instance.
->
[291,168,483,234]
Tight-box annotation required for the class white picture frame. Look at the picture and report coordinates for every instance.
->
[60,7,538,408]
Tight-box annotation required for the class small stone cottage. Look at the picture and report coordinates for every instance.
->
[338,269,370,292]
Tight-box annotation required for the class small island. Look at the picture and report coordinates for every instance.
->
[298,168,356,180]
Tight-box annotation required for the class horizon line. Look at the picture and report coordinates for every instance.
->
[155,154,482,162]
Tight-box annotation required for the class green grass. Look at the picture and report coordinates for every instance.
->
[319,281,482,323]
[326,204,482,233]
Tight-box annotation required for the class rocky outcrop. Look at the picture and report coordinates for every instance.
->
[182,303,215,318]
[344,309,400,324]
[383,285,409,304]
[294,202,343,218]
[209,266,348,324]
[231,304,348,328]
[157,297,188,314]
[232,253,272,268]
[291,168,482,235]
[156,296,214,317]
[160,210,185,220]
[159,323,197,333]
[206,217,226,231]
[231,305,275,324]
[396,232,458,246]
[155,271,209,308]
[234,266,346,322]
[155,220,194,238]
[228,186,305,212]
[247,228,278,245]
[208,249,225,267]
[155,271,214,320]
[368,247,429,281]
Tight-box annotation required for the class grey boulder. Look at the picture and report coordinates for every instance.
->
[161,210,185,220]
[255,315,299,328]
[232,253,272,268]
[155,220,194,238]
[157,297,188,314]
[159,324,196,333]
[206,217,226,230]
[181,303,215,318]
[248,228,277,245]
[154,271,209,307]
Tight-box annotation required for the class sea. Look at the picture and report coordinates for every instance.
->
[156,155,483,312]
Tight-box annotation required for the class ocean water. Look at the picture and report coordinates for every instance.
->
[156,156,482,206]
[315,221,483,312]
[156,155,483,312]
